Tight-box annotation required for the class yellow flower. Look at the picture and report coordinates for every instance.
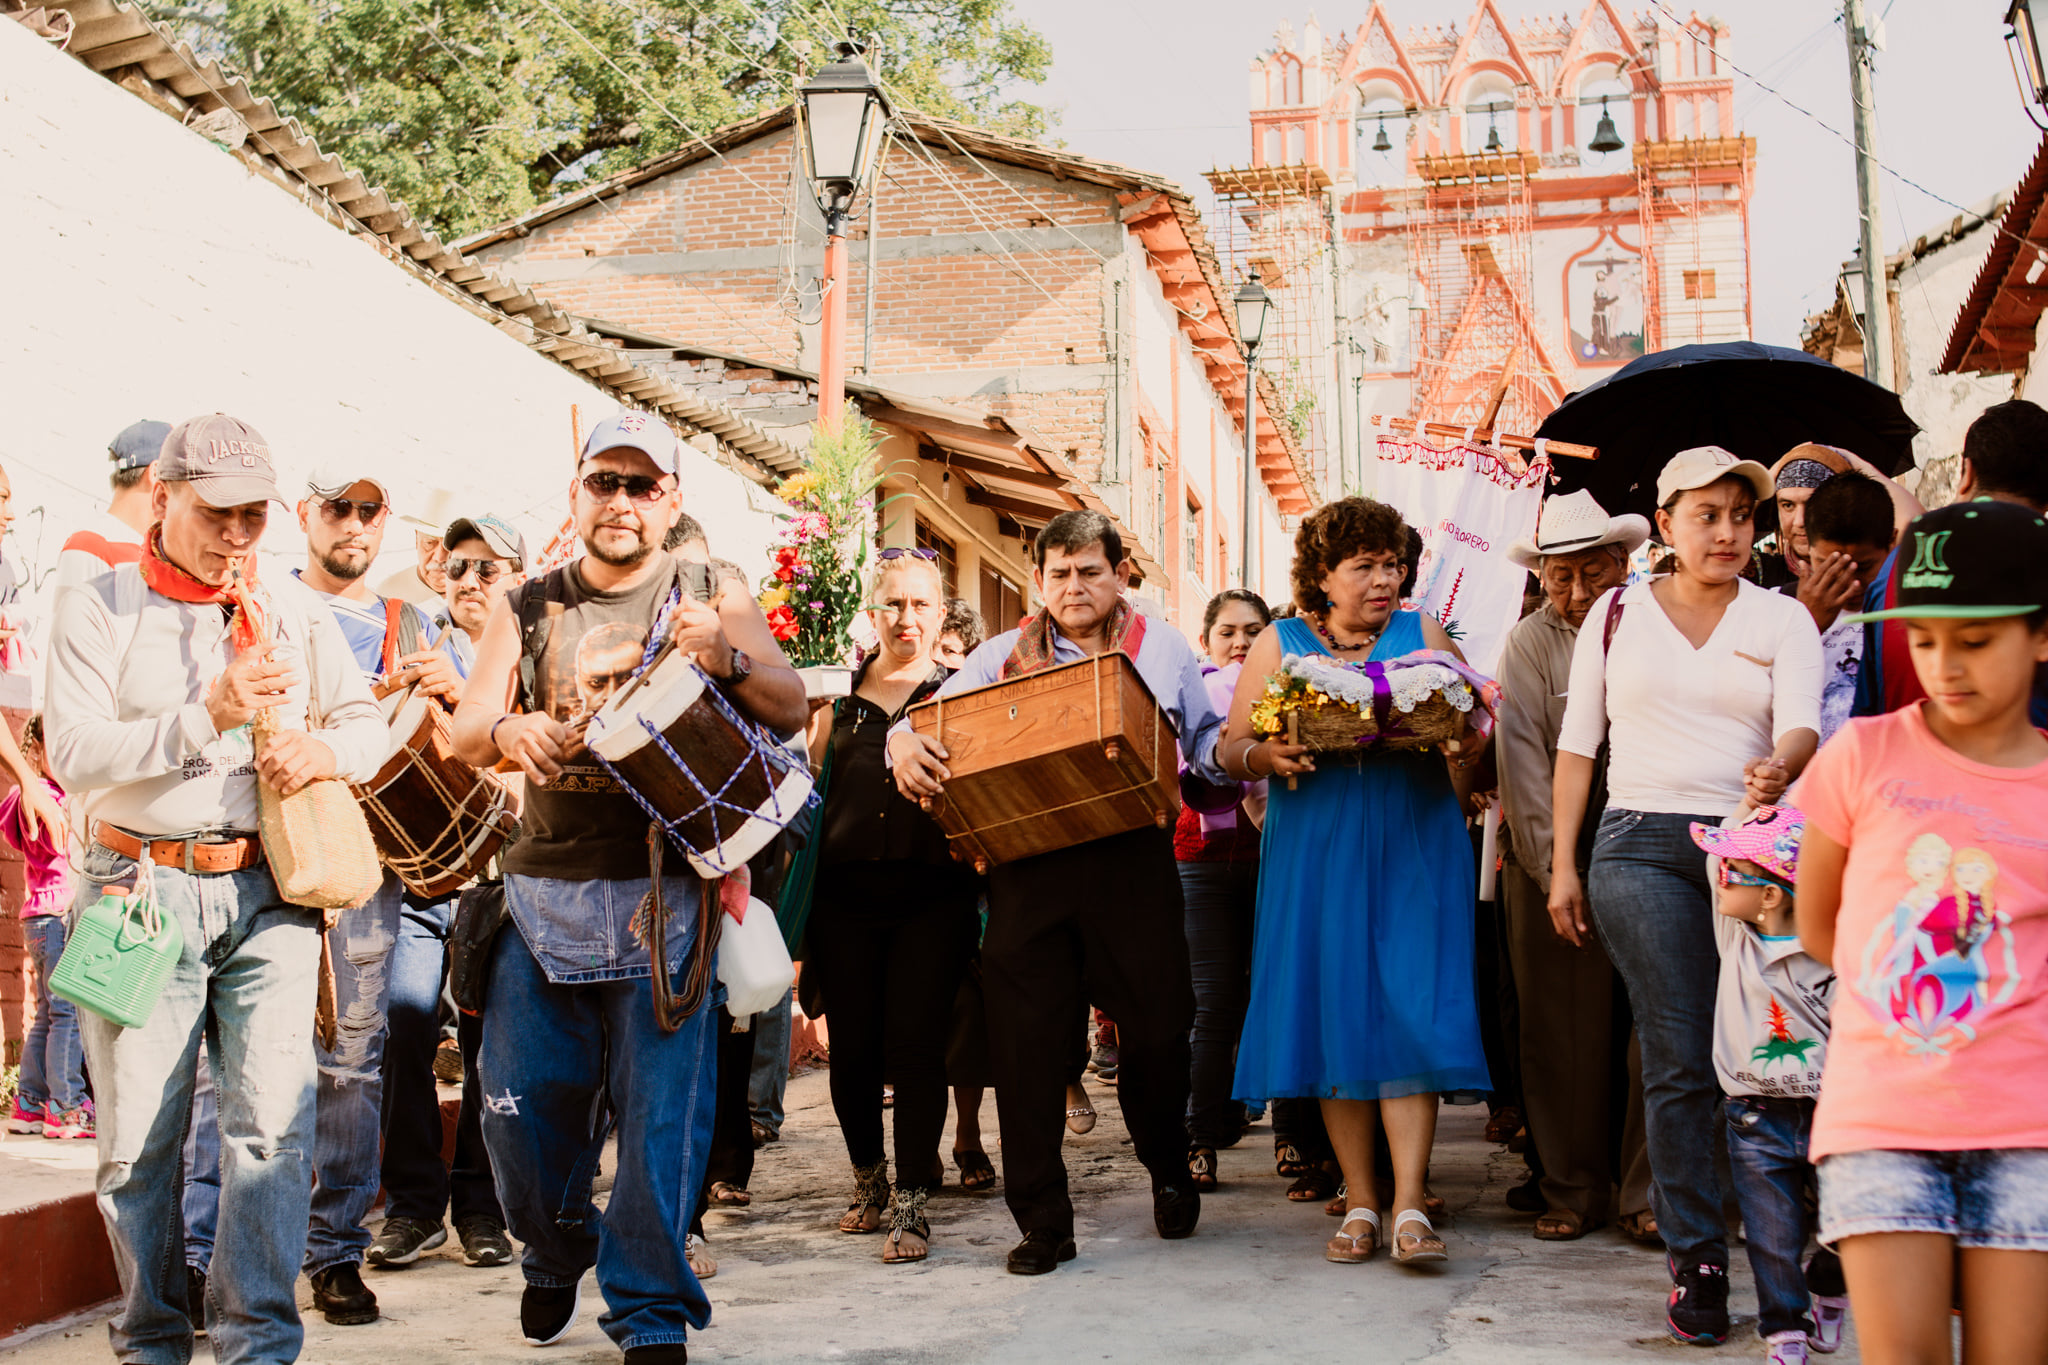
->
[758,583,789,609]
[776,471,821,504]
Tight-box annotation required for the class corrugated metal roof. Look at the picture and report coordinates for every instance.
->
[19,0,806,485]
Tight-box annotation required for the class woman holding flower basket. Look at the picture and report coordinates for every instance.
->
[1221,497,1493,1267]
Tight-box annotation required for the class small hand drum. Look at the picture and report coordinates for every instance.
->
[357,689,519,899]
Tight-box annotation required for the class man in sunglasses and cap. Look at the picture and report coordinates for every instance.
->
[451,413,804,1363]
[44,413,385,1362]
[363,512,526,1277]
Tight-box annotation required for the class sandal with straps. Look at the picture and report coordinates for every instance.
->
[1391,1208,1447,1264]
[1326,1207,1380,1263]
[953,1148,996,1192]
[1275,1140,1310,1179]
[839,1161,890,1235]
[1288,1160,1340,1203]
[1188,1146,1219,1192]
[882,1188,931,1265]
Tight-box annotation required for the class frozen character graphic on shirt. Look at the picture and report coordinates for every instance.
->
[1859,832,1951,1002]
[1860,841,2020,1057]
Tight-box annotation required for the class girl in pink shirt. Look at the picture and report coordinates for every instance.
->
[1797,502,2048,1362]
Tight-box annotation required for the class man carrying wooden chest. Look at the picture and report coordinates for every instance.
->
[890,509,1230,1275]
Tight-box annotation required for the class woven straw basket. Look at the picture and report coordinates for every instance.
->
[254,708,383,910]
[1286,692,1466,754]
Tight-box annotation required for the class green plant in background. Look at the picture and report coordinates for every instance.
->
[1,1062,17,1114]
[758,415,885,668]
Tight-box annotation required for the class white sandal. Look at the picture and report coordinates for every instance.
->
[1391,1208,1446,1264]
[686,1231,717,1280]
[1326,1207,1380,1263]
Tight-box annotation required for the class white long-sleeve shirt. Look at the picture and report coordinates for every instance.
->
[45,562,385,840]
[1557,576,1822,816]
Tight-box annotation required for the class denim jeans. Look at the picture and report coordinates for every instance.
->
[20,913,86,1112]
[1180,861,1257,1149]
[480,891,718,1352]
[73,843,322,1365]
[747,986,793,1136]
[380,893,501,1226]
[1589,808,1728,1269]
[305,876,401,1273]
[1724,1095,1843,1338]
[183,1052,218,1273]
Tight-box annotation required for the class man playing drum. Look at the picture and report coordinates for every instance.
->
[365,513,524,1275]
[44,414,386,1362]
[888,509,1231,1275]
[451,413,804,1363]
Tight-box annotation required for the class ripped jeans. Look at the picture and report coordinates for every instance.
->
[75,840,322,1365]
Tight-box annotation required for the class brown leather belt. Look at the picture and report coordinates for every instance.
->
[94,824,264,874]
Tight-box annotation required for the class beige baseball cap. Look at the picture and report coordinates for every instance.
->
[1655,445,1773,508]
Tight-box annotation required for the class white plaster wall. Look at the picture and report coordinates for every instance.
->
[0,19,781,660]
[1892,225,2017,467]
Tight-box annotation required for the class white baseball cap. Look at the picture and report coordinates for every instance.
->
[1654,446,1773,508]
[582,412,683,476]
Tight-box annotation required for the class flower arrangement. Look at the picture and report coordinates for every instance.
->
[1249,649,1499,754]
[757,416,885,668]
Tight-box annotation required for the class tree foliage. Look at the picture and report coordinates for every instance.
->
[149,0,1052,237]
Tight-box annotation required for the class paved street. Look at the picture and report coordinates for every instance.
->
[4,1066,1855,1363]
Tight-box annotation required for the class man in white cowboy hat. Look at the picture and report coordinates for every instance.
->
[1494,489,1657,1243]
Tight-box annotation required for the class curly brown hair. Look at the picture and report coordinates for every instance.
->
[1290,496,1415,614]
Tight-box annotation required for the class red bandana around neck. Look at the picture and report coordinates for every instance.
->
[140,523,271,652]
[1001,596,1146,679]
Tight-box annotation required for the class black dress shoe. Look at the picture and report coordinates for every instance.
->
[1153,1183,1201,1239]
[309,1263,379,1325]
[1005,1230,1077,1275]
[623,1346,689,1363]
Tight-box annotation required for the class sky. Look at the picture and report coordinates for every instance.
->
[1018,0,2040,352]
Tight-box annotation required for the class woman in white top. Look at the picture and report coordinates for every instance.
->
[1547,447,1822,1346]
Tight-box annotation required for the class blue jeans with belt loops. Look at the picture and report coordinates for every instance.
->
[74,842,322,1365]
[480,875,718,1353]
[1589,807,1729,1272]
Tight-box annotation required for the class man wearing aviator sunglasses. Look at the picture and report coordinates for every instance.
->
[450,412,805,1361]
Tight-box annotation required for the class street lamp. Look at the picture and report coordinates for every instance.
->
[798,40,891,425]
[1234,277,1272,588]
[2009,0,2048,117]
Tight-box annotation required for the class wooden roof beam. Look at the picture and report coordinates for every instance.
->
[914,446,1069,492]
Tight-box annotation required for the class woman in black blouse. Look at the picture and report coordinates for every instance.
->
[806,552,981,1264]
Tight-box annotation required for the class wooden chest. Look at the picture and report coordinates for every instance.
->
[906,652,1181,872]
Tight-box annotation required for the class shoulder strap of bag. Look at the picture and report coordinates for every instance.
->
[515,577,557,714]
[378,595,404,677]
[1600,587,1627,659]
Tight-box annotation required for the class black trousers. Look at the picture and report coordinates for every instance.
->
[985,826,1194,1237]
[810,862,980,1190]
[692,1006,758,1236]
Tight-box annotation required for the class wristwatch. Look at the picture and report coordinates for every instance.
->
[712,648,752,688]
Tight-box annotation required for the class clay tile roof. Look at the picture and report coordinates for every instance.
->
[16,0,805,485]
[1942,131,2048,377]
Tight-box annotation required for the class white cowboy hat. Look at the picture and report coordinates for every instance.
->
[1507,489,1651,572]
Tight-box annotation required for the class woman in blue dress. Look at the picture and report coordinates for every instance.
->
[1221,497,1491,1266]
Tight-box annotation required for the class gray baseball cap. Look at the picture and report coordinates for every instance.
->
[581,411,682,476]
[109,419,171,472]
[443,514,527,567]
[155,414,282,507]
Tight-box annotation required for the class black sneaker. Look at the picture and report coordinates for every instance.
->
[184,1264,207,1338]
[1153,1183,1201,1239]
[623,1347,689,1363]
[521,1282,581,1346]
[309,1262,380,1326]
[1005,1230,1077,1275]
[1667,1258,1731,1345]
[457,1216,514,1267]
[366,1215,449,1267]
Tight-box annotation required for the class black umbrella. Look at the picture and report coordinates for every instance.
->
[1533,341,1919,523]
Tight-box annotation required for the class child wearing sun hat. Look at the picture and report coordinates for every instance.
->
[1691,805,1845,1364]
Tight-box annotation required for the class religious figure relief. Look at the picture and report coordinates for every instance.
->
[1568,251,1643,364]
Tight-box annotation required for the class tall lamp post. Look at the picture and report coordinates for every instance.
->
[798,41,891,427]
[1233,277,1271,588]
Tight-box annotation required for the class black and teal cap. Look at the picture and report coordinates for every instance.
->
[1845,500,2048,623]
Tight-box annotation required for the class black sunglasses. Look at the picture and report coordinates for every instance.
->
[447,558,512,584]
[580,471,671,504]
[879,547,940,561]
[317,497,387,525]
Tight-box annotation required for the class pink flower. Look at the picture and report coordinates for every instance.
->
[791,512,828,540]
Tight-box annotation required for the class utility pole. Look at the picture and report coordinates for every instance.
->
[1844,0,1895,390]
